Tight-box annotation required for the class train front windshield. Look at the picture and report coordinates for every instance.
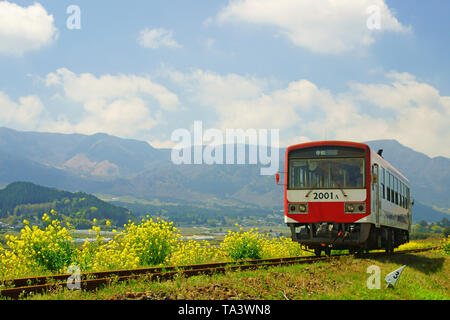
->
[289,158,365,189]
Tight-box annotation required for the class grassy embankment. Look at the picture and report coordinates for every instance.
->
[25,246,448,300]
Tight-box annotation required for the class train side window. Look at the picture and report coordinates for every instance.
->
[390,173,395,203]
[400,183,404,207]
[400,183,403,207]
[388,171,391,188]
[404,185,408,209]
[406,186,409,208]
[381,167,385,199]
[403,184,406,209]
[386,172,390,201]
[394,177,397,205]
[395,177,399,205]
[391,178,395,204]
[390,172,394,202]
[406,187,410,209]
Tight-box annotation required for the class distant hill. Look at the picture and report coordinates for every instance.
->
[0,182,131,227]
[412,202,449,223]
[0,127,166,179]
[0,127,448,223]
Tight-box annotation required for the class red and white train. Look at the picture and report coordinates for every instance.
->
[277,141,412,256]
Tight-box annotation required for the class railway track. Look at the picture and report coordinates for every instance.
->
[0,246,439,299]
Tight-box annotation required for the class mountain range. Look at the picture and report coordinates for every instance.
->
[0,126,448,223]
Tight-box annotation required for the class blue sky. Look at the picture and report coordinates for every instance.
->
[0,0,449,157]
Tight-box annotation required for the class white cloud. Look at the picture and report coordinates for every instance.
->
[217,0,411,53]
[137,28,181,49]
[335,72,450,156]
[43,68,180,137]
[203,17,214,27]
[46,68,180,111]
[165,68,335,130]
[204,38,216,50]
[0,92,45,128]
[165,68,266,107]
[4,68,448,159]
[148,139,177,149]
[285,73,450,158]
[213,79,325,130]
[0,1,58,55]
[165,69,449,158]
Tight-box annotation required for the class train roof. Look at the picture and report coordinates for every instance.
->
[286,140,369,152]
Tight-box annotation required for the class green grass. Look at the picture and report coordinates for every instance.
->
[20,250,449,300]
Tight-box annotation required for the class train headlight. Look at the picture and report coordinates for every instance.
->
[288,203,308,214]
[346,204,355,212]
[345,203,366,213]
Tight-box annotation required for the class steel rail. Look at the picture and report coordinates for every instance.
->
[1,254,334,288]
[0,246,439,299]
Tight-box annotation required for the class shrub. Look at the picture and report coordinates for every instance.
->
[168,239,225,266]
[1,214,318,279]
[222,227,265,260]
[1,213,74,274]
[441,235,450,256]
[114,217,179,266]
[261,236,307,258]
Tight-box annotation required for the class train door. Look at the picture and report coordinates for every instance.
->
[407,187,412,233]
[372,164,380,227]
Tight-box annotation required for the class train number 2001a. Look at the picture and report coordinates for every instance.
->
[313,192,338,200]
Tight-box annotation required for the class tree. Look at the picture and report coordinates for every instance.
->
[444,227,450,237]
[438,218,450,228]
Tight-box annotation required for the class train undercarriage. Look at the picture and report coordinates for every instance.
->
[288,222,409,256]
